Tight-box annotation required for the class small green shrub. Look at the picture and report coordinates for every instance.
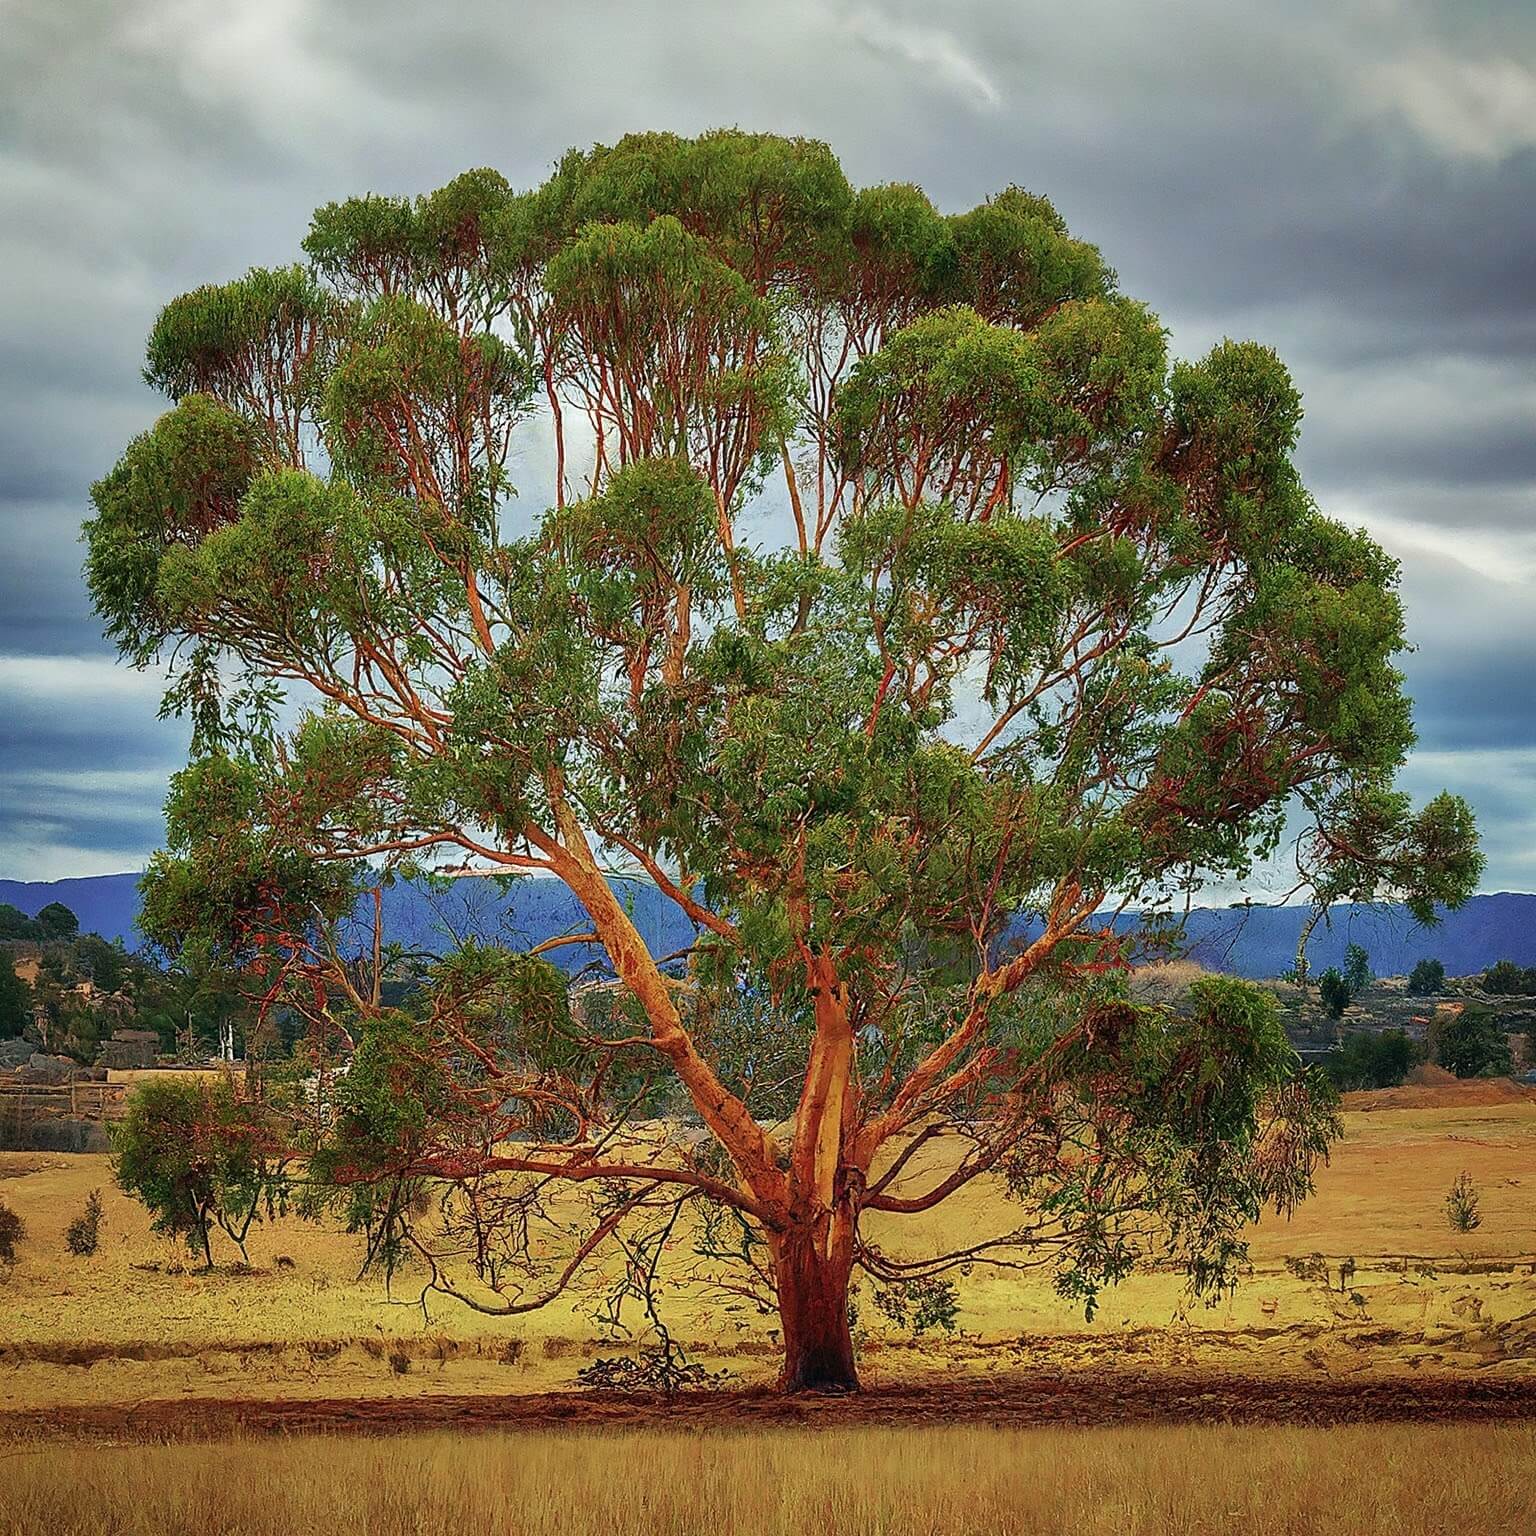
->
[0,1197,23,1266]
[1318,969,1351,1019]
[1445,1172,1481,1234]
[65,1189,104,1257]
[1322,1030,1420,1091]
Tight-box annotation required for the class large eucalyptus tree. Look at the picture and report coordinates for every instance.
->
[86,131,1478,1392]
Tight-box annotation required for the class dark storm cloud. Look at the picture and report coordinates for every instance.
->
[2,0,1533,882]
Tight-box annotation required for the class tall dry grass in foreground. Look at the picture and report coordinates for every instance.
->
[4,1422,1533,1536]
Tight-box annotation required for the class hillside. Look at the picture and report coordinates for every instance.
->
[2,874,1533,981]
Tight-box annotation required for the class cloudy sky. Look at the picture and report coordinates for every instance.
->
[1,0,1532,890]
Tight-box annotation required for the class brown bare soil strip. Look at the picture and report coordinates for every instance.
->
[1342,1078,1536,1112]
[6,1372,1536,1443]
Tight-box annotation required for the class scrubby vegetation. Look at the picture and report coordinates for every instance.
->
[1433,1007,1514,1079]
[1445,1172,1481,1234]
[1482,960,1536,997]
[0,1194,23,1267]
[1321,1029,1419,1091]
[64,1189,104,1257]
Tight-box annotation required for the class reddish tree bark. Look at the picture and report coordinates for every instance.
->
[772,1221,860,1393]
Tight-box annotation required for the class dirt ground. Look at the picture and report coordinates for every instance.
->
[3,1086,1535,1431]
[8,1371,1536,1442]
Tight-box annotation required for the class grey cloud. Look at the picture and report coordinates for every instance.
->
[1,0,1533,886]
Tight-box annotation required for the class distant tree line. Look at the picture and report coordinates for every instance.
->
[1321,1009,1515,1092]
[1314,937,1523,1090]
[1482,960,1536,997]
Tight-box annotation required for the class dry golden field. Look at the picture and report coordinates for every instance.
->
[4,1423,1535,1536]
[3,1089,1535,1536]
[2,1088,1535,1418]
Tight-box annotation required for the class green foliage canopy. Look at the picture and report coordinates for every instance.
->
[1482,960,1536,997]
[0,961,30,1040]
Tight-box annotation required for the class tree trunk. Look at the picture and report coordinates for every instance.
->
[1294,905,1323,985]
[774,1226,859,1393]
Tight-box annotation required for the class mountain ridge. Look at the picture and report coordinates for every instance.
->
[2,873,1532,981]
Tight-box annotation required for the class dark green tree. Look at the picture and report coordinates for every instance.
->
[85,131,1473,1393]
[1431,1007,1517,1081]
[73,934,128,995]
[1318,968,1351,1020]
[1482,960,1536,997]
[1434,1007,1513,1079]
[0,962,31,1040]
[1406,957,1445,996]
[34,903,79,941]
[0,904,39,941]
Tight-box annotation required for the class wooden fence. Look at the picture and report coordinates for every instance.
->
[0,1077,127,1149]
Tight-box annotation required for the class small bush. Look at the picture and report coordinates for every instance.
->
[1322,1029,1420,1091]
[0,1197,23,1266]
[388,1349,411,1375]
[1285,1253,1330,1285]
[1445,1172,1481,1234]
[65,1189,104,1257]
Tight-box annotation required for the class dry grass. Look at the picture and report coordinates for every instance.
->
[1127,959,1216,1006]
[3,1096,1536,1411]
[3,1422,1532,1535]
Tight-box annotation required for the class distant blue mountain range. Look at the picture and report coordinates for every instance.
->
[2,873,1532,981]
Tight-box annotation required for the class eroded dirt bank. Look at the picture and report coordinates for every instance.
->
[7,1371,1536,1443]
